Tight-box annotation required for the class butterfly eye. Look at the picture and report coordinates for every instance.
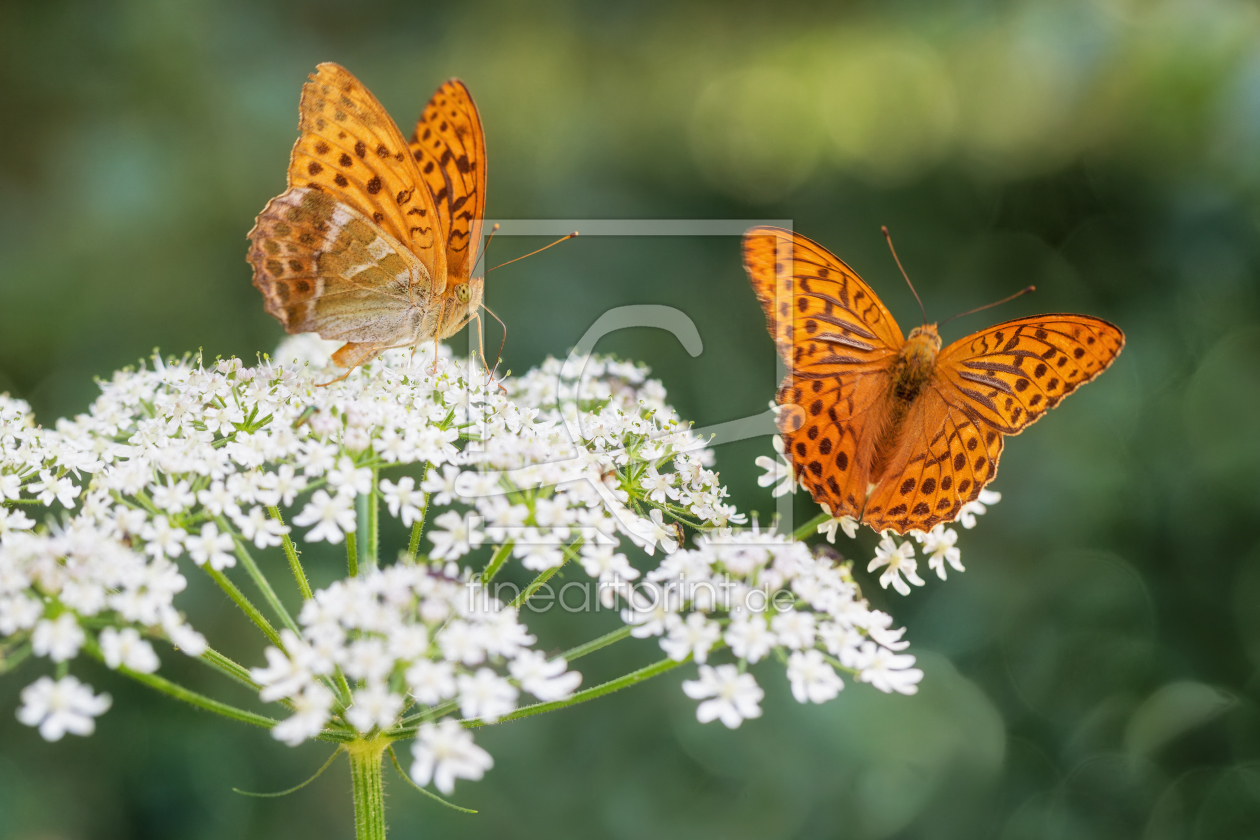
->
[454,282,471,304]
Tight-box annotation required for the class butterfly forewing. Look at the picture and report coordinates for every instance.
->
[935,315,1125,434]
[409,80,487,285]
[289,63,445,283]
[744,227,903,521]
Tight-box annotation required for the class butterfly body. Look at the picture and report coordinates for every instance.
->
[248,64,487,370]
[745,227,1124,535]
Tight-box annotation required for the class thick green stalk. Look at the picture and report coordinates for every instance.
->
[346,530,359,577]
[270,506,313,600]
[348,737,389,840]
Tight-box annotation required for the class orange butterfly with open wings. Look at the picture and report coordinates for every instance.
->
[744,227,1124,535]
[247,63,487,372]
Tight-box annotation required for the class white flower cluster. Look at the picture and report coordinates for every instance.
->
[250,559,578,793]
[0,333,984,797]
[417,353,746,580]
[618,525,923,728]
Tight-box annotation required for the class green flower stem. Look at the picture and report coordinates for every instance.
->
[390,656,686,740]
[559,625,633,662]
[220,517,301,636]
[234,747,343,798]
[84,641,278,730]
[405,464,431,562]
[509,539,582,609]
[356,482,378,573]
[269,506,313,601]
[202,565,286,649]
[347,736,390,840]
[0,642,31,674]
[464,656,687,730]
[478,541,514,583]
[793,511,833,542]
[346,530,359,577]
[199,648,262,691]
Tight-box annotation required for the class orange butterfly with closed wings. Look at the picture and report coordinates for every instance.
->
[744,226,1124,536]
[247,63,487,373]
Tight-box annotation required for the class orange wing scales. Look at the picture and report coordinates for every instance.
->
[744,227,903,523]
[743,229,1125,536]
[248,64,490,371]
[288,63,444,283]
[409,80,486,284]
[935,315,1125,434]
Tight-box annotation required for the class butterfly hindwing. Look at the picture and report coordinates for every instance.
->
[248,188,434,345]
[862,392,1005,533]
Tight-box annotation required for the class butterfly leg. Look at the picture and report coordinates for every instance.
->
[318,342,384,387]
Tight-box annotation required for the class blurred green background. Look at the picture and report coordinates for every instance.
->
[3,0,1260,837]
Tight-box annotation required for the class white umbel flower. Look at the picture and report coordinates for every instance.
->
[682,664,764,728]
[32,614,85,662]
[410,719,494,795]
[17,676,111,741]
[99,627,160,673]
[787,650,844,703]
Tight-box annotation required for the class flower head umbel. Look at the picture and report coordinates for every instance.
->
[0,334,994,802]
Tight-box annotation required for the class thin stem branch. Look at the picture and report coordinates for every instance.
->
[559,625,633,662]
[233,747,343,797]
[198,648,263,692]
[202,565,285,649]
[386,746,477,814]
[478,541,514,583]
[355,491,374,574]
[220,517,301,636]
[389,656,686,740]
[270,506,313,601]
[405,463,431,563]
[366,469,379,570]
[85,642,278,730]
[509,539,582,609]
[464,656,686,729]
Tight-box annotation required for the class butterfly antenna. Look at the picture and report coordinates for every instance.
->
[882,226,927,325]
[939,285,1036,327]
[484,232,578,274]
[480,302,509,384]
[473,223,500,277]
